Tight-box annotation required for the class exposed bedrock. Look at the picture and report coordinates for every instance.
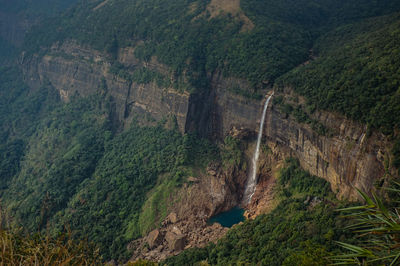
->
[21,41,391,201]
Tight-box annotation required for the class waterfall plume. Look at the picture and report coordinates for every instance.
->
[242,93,273,205]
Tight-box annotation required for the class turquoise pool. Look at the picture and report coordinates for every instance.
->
[208,206,245,228]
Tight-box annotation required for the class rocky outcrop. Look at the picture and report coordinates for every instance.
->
[21,39,392,207]
[165,229,186,251]
[210,86,389,200]
[163,212,178,225]
[21,41,190,132]
[207,72,262,140]
[128,163,246,262]
[146,229,162,249]
[264,94,388,199]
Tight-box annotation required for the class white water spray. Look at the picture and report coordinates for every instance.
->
[242,93,273,205]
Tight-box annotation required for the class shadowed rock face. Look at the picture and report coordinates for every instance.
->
[21,41,390,201]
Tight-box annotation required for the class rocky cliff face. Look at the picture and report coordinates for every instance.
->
[21,41,391,201]
[20,40,395,261]
[207,84,389,199]
[21,41,190,132]
[264,95,388,200]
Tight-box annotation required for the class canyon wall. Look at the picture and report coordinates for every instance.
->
[21,42,190,132]
[209,84,388,199]
[21,41,390,200]
[265,101,387,199]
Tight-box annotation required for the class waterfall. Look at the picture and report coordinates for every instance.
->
[242,93,273,205]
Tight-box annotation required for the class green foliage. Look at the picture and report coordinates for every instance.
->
[333,185,400,265]
[163,159,351,265]
[279,158,332,198]
[0,64,218,261]
[182,133,219,169]
[276,98,331,136]
[220,136,244,168]
[277,13,400,136]
[20,0,400,99]
[282,240,332,266]
[138,173,182,236]
[3,94,111,233]
[18,0,323,92]
[0,67,60,191]
[55,124,189,260]
[0,67,59,140]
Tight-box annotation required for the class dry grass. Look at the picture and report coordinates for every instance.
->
[207,0,242,18]
[0,228,102,265]
[206,0,254,31]
[0,207,102,266]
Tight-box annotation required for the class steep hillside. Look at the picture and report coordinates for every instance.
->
[0,0,78,63]
[278,13,400,135]
[0,0,400,263]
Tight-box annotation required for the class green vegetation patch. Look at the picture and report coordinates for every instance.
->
[274,95,333,137]
[0,66,219,261]
[277,13,400,136]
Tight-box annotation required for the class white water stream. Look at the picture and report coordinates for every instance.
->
[242,93,273,205]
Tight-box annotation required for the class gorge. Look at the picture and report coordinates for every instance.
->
[0,0,399,264]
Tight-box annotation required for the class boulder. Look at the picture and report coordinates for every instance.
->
[146,229,162,249]
[165,231,186,251]
[166,212,178,224]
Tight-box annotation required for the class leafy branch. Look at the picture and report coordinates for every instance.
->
[333,184,400,265]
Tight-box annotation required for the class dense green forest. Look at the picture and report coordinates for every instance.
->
[277,13,400,136]
[0,45,219,260]
[276,11,400,169]
[21,0,400,141]
[1,0,400,263]
[24,0,400,90]
[0,67,217,260]
[163,159,354,265]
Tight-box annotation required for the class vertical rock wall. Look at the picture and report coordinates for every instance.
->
[21,40,391,200]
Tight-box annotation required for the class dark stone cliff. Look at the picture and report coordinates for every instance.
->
[21,41,392,200]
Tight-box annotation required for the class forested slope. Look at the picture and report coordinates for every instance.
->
[24,0,400,89]
[278,12,400,135]
[0,0,78,63]
[0,0,400,263]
